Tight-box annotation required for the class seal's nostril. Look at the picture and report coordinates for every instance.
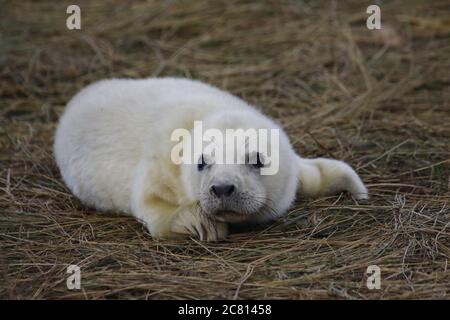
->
[227,184,235,195]
[210,184,235,197]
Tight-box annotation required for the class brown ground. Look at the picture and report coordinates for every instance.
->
[1,0,449,299]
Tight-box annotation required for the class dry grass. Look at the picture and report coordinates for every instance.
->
[1,0,450,299]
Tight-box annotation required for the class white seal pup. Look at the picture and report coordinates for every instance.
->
[54,77,368,241]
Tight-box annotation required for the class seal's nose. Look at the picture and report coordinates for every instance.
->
[210,184,235,198]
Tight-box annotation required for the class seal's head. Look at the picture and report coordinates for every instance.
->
[180,110,299,224]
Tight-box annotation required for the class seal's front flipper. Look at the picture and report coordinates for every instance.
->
[296,156,368,200]
[171,205,229,242]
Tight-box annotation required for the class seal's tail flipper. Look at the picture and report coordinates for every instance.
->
[296,156,368,200]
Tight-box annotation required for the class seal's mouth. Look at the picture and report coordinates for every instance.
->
[212,210,248,223]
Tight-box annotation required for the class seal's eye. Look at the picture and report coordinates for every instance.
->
[252,152,264,169]
[198,154,207,171]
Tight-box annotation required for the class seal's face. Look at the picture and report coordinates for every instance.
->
[196,152,268,223]
[180,110,300,224]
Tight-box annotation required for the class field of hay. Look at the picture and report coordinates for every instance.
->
[1,0,449,299]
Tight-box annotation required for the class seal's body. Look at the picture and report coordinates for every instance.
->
[54,77,368,241]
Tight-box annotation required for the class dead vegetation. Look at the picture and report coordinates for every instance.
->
[0,0,449,299]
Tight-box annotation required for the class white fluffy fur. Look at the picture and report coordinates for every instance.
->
[54,77,368,241]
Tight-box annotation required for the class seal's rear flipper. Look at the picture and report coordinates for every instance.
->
[296,156,368,200]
